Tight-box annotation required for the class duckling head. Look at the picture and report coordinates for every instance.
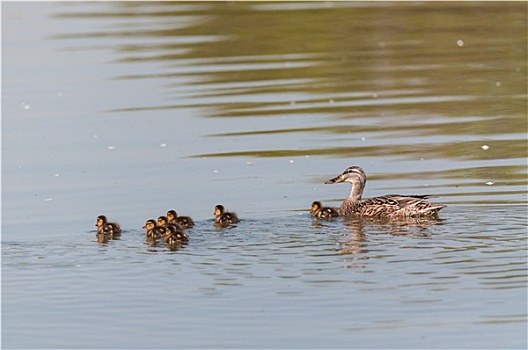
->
[164,225,175,236]
[157,216,168,226]
[311,201,322,214]
[143,219,156,230]
[166,210,178,221]
[96,215,108,227]
[214,205,225,217]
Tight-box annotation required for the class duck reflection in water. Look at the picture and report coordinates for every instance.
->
[339,216,445,263]
[339,218,369,259]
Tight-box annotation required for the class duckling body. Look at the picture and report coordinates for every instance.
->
[143,219,167,240]
[164,225,189,245]
[214,205,239,227]
[311,201,340,220]
[167,210,194,229]
[95,215,121,237]
[325,166,446,219]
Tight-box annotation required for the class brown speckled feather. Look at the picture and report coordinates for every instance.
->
[326,166,446,219]
[341,194,445,218]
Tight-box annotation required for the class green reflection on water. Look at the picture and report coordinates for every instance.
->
[190,139,525,162]
[51,1,527,204]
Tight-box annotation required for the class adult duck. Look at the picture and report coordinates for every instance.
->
[324,166,445,219]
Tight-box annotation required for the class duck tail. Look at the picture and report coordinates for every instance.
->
[419,204,447,216]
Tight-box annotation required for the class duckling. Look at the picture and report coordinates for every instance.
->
[311,201,340,220]
[214,204,240,226]
[143,219,167,240]
[164,225,189,245]
[158,215,184,231]
[95,215,121,237]
[324,166,446,219]
[166,210,194,229]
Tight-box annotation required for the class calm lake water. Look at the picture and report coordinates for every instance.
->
[2,2,527,349]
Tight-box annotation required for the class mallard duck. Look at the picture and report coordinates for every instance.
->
[164,225,189,245]
[311,201,340,219]
[95,215,121,236]
[166,210,194,228]
[324,166,446,219]
[143,219,167,240]
[214,204,240,226]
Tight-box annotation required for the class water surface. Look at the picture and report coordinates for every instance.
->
[2,2,527,349]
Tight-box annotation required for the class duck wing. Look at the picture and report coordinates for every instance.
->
[369,194,430,207]
[361,194,444,218]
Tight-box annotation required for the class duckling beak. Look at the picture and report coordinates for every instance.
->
[325,174,345,184]
[142,225,146,229]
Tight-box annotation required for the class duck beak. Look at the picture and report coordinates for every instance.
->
[142,225,146,229]
[325,174,345,184]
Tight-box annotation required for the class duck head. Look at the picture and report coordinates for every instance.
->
[166,210,177,221]
[157,216,168,226]
[311,201,322,213]
[214,205,225,217]
[325,166,366,185]
[96,215,107,227]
